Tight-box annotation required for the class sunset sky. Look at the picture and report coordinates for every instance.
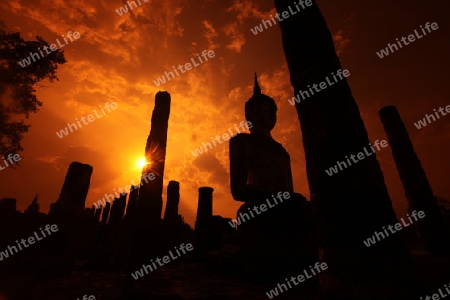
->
[0,0,449,227]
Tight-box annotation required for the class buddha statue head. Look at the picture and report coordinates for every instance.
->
[245,73,277,134]
[244,74,277,135]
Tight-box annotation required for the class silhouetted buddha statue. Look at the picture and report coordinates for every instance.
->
[229,74,311,238]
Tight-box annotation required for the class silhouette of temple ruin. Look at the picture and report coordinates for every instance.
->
[380,106,449,254]
[1,2,449,299]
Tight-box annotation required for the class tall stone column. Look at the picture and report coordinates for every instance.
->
[137,91,171,228]
[129,91,171,271]
[379,106,448,255]
[273,0,411,298]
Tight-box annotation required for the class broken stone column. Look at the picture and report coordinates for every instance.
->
[379,106,449,255]
[196,187,213,221]
[164,181,180,220]
[195,187,214,254]
[45,162,93,276]
[50,161,93,218]
[0,198,16,211]
[100,202,111,225]
[109,193,127,226]
[84,206,95,219]
[94,205,102,223]
[125,185,139,219]
[273,0,412,298]
[105,193,127,268]
[163,181,181,248]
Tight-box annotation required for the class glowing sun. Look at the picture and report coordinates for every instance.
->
[136,158,151,169]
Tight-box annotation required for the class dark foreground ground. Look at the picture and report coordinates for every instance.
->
[0,252,449,300]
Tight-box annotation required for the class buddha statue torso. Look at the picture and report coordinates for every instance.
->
[232,133,294,195]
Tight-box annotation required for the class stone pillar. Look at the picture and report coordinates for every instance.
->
[45,162,93,276]
[106,193,127,267]
[125,186,139,219]
[50,161,93,218]
[379,106,449,255]
[94,205,102,223]
[163,181,181,248]
[137,91,171,228]
[273,0,411,298]
[84,206,95,219]
[0,198,18,217]
[129,91,171,275]
[100,202,111,225]
[195,187,213,254]
[109,193,127,226]
[196,187,213,221]
[164,181,180,220]
[91,205,97,216]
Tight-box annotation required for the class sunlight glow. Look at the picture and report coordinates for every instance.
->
[137,158,151,169]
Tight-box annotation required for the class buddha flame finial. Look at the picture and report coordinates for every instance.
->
[245,72,277,125]
[253,72,261,95]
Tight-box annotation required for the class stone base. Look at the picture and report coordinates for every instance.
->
[206,230,318,281]
[317,248,423,300]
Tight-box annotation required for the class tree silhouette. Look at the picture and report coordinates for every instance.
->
[0,21,66,157]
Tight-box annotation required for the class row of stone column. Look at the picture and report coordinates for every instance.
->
[380,106,448,255]
[273,0,448,298]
